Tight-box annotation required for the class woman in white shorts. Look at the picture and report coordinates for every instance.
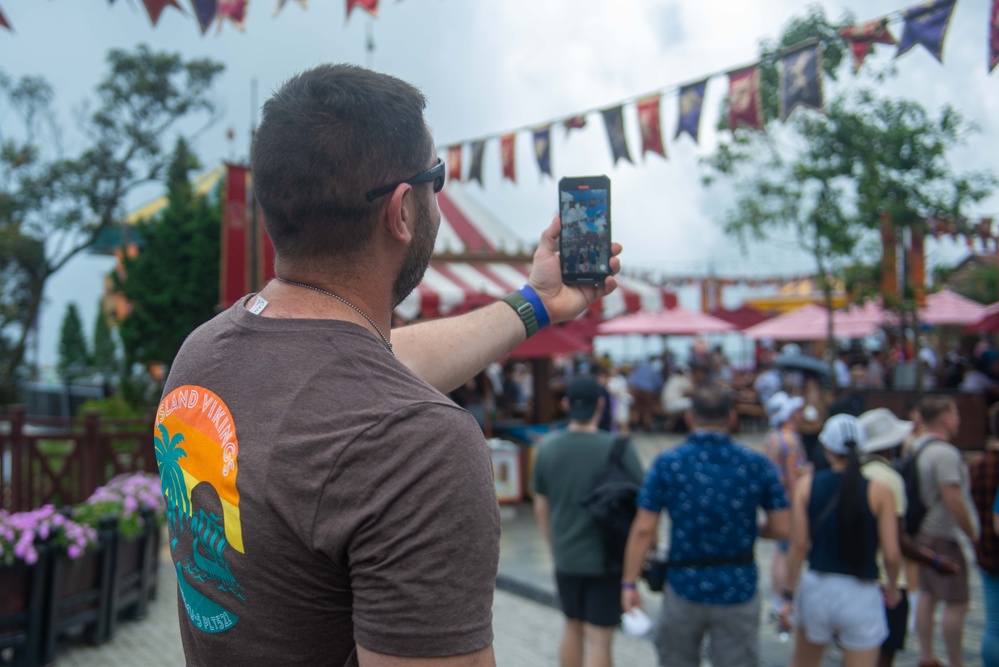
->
[781,414,902,667]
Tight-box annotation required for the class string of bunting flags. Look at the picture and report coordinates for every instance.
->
[0,0,385,34]
[441,0,999,186]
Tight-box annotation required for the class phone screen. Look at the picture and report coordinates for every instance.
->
[559,176,611,284]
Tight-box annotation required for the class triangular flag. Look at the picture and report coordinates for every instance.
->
[468,140,485,186]
[0,4,10,31]
[600,106,632,165]
[500,133,516,183]
[532,125,552,178]
[779,41,824,122]
[275,0,307,16]
[217,0,247,30]
[191,0,217,33]
[446,145,463,183]
[839,19,897,73]
[675,79,707,143]
[563,115,587,135]
[896,0,957,63]
[990,0,999,73]
[141,0,182,26]
[727,65,764,131]
[347,0,378,19]
[636,95,666,160]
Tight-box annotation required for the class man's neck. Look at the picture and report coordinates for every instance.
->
[923,426,951,443]
[568,423,598,433]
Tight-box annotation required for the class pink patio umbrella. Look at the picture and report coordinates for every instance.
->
[595,306,737,337]
[918,289,986,327]
[742,303,885,341]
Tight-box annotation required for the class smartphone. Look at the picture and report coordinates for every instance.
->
[558,175,612,285]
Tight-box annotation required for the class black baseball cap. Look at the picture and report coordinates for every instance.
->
[566,375,602,422]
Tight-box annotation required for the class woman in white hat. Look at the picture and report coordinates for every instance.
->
[781,414,902,667]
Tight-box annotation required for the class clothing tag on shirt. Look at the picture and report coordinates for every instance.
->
[249,296,268,315]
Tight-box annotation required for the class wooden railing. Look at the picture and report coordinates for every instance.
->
[0,405,157,513]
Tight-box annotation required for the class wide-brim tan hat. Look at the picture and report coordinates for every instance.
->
[858,408,913,454]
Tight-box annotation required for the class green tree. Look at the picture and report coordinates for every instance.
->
[57,303,89,384]
[116,137,221,373]
[944,262,999,305]
[704,9,995,355]
[0,46,224,402]
[92,300,119,390]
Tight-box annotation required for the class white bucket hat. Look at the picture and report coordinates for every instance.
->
[764,391,805,428]
[858,408,913,454]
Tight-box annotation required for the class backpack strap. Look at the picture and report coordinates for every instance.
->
[609,437,629,466]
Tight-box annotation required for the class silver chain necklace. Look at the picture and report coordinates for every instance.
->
[275,277,393,354]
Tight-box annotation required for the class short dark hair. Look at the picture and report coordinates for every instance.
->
[251,64,432,267]
[690,383,732,427]
[918,395,956,426]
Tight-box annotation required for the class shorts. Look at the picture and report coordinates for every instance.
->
[916,534,969,603]
[655,586,759,667]
[882,588,909,655]
[793,570,888,650]
[555,572,621,628]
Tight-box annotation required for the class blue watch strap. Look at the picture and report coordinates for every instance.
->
[517,284,551,329]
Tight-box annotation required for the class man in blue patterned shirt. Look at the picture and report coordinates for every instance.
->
[621,383,790,667]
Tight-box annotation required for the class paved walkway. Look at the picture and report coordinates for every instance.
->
[54,432,988,666]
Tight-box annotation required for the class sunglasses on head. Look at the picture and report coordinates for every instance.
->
[365,158,446,202]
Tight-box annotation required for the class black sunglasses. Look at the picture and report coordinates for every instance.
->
[365,158,446,202]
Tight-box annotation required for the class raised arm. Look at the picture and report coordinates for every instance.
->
[392,216,621,393]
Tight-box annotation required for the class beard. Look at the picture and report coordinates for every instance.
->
[391,193,437,307]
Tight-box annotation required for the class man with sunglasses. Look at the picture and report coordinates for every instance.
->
[156,64,621,667]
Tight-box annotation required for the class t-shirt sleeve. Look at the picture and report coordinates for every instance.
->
[637,455,668,513]
[623,441,645,485]
[313,403,499,658]
[927,445,964,489]
[533,443,547,496]
[759,456,790,512]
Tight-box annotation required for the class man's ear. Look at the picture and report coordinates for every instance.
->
[383,183,415,245]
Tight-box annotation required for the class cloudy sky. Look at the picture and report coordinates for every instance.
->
[2,0,998,369]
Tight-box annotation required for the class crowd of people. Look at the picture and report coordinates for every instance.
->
[154,60,999,667]
[529,345,999,667]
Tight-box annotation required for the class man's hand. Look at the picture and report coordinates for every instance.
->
[528,216,621,324]
[933,554,961,575]
[621,588,642,614]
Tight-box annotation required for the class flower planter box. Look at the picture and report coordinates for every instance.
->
[39,520,116,665]
[107,511,161,634]
[0,545,49,667]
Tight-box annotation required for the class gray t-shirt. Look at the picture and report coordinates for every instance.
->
[156,297,499,666]
[533,430,644,575]
[915,435,969,541]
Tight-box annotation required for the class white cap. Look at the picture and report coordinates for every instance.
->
[819,414,867,456]
[764,391,805,428]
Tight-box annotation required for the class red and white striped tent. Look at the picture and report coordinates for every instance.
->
[395,184,675,322]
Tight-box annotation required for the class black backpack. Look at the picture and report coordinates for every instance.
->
[895,439,943,536]
[580,437,640,571]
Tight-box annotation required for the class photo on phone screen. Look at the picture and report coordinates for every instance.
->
[558,175,611,285]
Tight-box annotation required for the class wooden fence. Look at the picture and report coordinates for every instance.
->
[0,405,157,513]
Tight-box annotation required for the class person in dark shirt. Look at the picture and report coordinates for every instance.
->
[782,414,901,667]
